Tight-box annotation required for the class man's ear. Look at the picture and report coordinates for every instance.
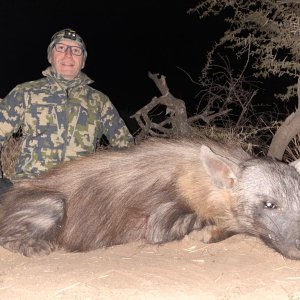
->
[200,145,240,189]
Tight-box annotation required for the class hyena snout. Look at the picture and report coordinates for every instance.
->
[262,228,300,260]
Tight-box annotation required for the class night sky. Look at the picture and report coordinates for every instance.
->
[1,0,224,132]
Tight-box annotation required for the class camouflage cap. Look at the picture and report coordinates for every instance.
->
[47,28,87,63]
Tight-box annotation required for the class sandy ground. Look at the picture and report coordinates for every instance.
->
[1,233,300,300]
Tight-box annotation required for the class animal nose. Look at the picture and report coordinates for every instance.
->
[296,239,300,251]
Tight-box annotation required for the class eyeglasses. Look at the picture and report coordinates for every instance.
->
[54,43,84,56]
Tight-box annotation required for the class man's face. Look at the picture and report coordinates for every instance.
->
[49,40,85,80]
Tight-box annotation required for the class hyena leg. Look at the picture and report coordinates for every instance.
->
[145,202,204,244]
[190,225,235,243]
[0,190,65,256]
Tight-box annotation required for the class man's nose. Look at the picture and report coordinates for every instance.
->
[64,47,73,57]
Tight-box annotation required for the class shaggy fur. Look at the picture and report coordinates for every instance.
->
[1,138,300,259]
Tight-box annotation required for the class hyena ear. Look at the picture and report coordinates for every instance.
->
[290,159,300,173]
[200,145,240,189]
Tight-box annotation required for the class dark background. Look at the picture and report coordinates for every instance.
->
[0,0,226,132]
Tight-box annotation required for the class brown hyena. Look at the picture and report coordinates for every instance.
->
[1,137,300,259]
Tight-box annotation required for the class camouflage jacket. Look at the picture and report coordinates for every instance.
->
[0,67,133,178]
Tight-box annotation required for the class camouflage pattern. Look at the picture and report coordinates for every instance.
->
[0,67,133,179]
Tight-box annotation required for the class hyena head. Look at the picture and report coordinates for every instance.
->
[200,145,300,259]
[233,159,300,260]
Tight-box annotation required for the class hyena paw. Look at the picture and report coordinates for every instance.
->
[2,239,56,256]
[189,225,233,243]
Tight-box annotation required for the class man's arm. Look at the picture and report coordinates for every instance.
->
[100,96,134,148]
[0,88,24,145]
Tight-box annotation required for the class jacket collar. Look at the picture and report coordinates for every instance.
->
[42,67,94,90]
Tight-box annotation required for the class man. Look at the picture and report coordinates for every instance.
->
[0,28,133,187]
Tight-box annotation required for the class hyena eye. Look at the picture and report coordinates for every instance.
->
[263,201,277,209]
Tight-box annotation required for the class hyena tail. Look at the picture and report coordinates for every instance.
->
[0,189,65,256]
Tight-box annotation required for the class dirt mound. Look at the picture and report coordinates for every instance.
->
[0,234,300,299]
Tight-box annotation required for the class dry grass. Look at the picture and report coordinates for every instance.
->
[192,124,276,157]
[1,136,22,178]
[283,133,300,163]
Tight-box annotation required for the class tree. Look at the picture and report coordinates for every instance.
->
[189,0,300,160]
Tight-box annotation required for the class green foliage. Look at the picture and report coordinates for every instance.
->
[189,0,300,100]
